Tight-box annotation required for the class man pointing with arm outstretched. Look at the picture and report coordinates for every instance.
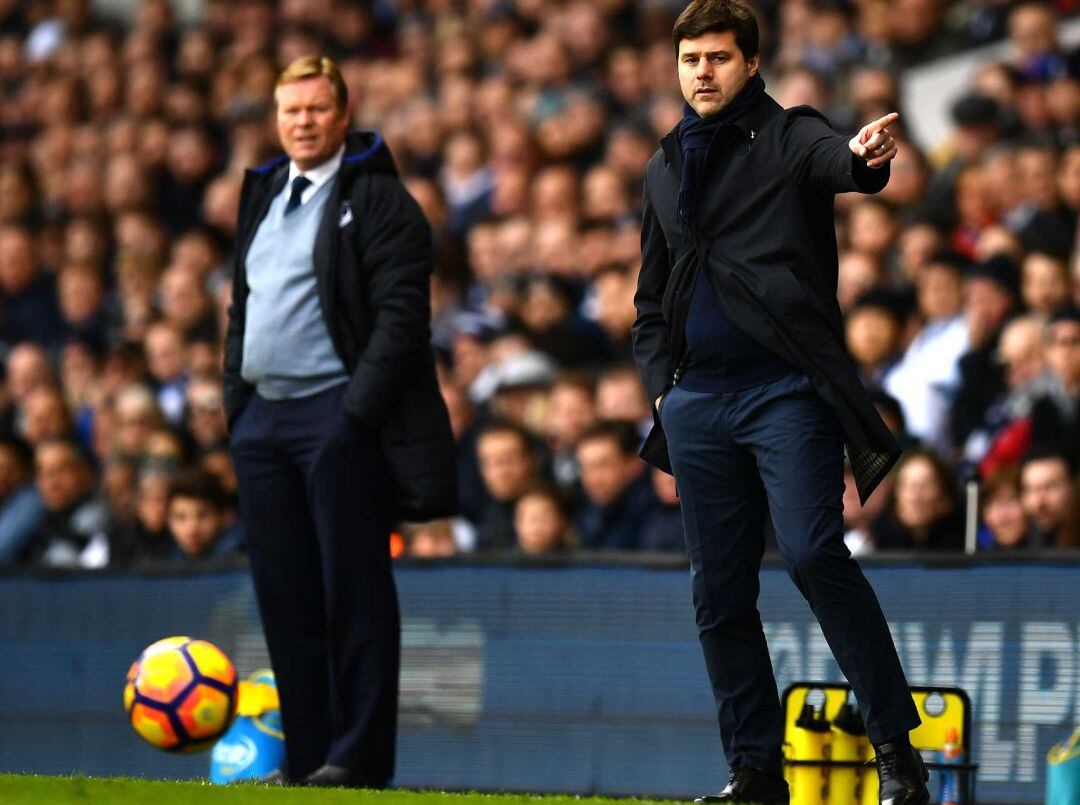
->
[631,2,928,804]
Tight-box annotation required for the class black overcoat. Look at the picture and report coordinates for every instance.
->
[631,92,901,504]
[224,130,457,521]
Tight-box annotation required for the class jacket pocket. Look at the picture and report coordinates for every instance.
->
[722,257,831,354]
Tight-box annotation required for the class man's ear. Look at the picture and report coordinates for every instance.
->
[748,54,760,76]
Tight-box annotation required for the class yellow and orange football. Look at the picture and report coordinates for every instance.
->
[124,636,238,752]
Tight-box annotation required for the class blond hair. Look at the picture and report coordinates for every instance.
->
[274,56,348,109]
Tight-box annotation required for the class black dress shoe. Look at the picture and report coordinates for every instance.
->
[873,742,930,805]
[694,767,790,804]
[300,763,388,789]
[256,769,288,785]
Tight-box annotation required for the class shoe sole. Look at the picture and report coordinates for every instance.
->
[882,794,930,805]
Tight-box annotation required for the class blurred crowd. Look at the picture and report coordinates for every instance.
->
[1,0,1080,569]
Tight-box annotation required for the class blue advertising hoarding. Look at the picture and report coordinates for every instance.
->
[0,559,1076,803]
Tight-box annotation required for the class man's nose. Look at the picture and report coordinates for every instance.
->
[695,61,712,80]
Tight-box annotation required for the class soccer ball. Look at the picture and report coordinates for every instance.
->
[124,636,239,752]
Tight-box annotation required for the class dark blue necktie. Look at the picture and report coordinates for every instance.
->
[284,175,312,216]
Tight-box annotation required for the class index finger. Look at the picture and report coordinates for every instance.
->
[865,112,900,136]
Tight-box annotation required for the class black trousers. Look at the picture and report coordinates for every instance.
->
[659,372,919,773]
[229,382,399,782]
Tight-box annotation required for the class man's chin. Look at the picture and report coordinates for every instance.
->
[291,146,327,167]
[692,96,725,117]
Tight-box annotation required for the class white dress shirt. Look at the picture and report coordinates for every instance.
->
[286,143,346,207]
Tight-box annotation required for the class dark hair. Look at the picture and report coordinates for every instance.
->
[1018,448,1079,548]
[598,362,642,385]
[477,419,535,456]
[0,437,34,471]
[552,369,596,398]
[672,0,760,61]
[850,288,906,325]
[35,437,91,468]
[1020,447,1073,477]
[895,448,958,509]
[167,470,227,511]
[578,419,640,457]
[981,464,1021,513]
[517,482,570,521]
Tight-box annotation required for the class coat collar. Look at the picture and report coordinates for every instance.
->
[287,142,345,191]
[659,90,784,167]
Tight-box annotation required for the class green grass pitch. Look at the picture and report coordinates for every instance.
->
[0,775,751,804]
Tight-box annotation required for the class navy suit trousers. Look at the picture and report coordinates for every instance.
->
[659,372,919,773]
[229,382,399,782]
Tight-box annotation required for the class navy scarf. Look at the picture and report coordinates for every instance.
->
[677,72,766,238]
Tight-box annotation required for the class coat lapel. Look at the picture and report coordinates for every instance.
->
[312,170,344,336]
[237,164,288,281]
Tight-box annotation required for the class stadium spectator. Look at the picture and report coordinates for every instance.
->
[592,265,638,361]
[165,470,242,561]
[475,420,541,550]
[0,438,46,564]
[542,371,596,506]
[111,384,163,462]
[513,483,575,555]
[1013,142,1074,256]
[872,449,965,551]
[1019,450,1080,547]
[0,225,62,347]
[925,93,1006,228]
[950,255,1020,449]
[519,276,603,368]
[1008,1,1068,81]
[184,376,227,454]
[574,420,657,550]
[6,344,55,409]
[979,465,1033,550]
[884,254,970,449]
[897,219,945,283]
[999,315,1049,393]
[439,378,485,529]
[1021,250,1071,316]
[111,467,174,565]
[1026,307,1080,454]
[638,467,684,553]
[200,446,236,499]
[845,289,905,390]
[974,314,1051,473]
[843,458,894,556]
[100,456,137,537]
[595,363,651,432]
[26,438,109,567]
[401,519,457,558]
[846,200,898,263]
[159,263,217,342]
[22,385,72,446]
[56,261,107,350]
[0,0,1078,562]
[486,349,557,431]
[836,250,884,313]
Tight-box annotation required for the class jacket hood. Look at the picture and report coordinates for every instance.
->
[341,129,397,175]
[249,129,398,177]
